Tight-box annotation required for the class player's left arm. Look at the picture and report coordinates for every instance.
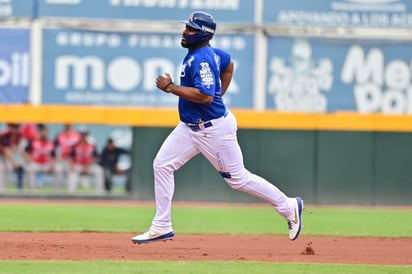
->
[220,61,234,97]
[156,73,213,105]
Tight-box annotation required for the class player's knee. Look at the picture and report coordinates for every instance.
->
[153,155,186,173]
[224,172,249,190]
[226,180,243,190]
[153,157,163,170]
[153,157,174,173]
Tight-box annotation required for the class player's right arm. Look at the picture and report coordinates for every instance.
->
[156,73,213,105]
[167,84,213,104]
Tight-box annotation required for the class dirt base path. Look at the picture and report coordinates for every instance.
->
[0,232,411,265]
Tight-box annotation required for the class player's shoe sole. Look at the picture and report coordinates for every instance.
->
[131,230,174,244]
[287,197,303,241]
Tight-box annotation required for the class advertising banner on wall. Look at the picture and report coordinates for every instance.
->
[266,36,412,114]
[41,28,254,108]
[263,0,412,28]
[0,0,36,18]
[0,28,30,104]
[37,0,254,23]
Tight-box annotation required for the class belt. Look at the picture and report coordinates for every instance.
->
[187,121,213,132]
[186,111,228,132]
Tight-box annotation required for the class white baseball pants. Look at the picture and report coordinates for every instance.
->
[26,162,50,191]
[151,111,295,230]
[67,164,104,194]
[0,156,11,192]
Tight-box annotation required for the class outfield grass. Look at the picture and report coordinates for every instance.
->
[1,261,410,274]
[0,203,411,237]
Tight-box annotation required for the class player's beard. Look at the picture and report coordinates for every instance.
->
[181,33,192,48]
[181,36,188,48]
[181,33,208,49]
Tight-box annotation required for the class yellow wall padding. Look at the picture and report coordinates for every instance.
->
[1,105,412,132]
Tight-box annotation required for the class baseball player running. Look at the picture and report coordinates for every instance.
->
[132,11,303,244]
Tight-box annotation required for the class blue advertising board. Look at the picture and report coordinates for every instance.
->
[263,0,412,28]
[0,28,30,104]
[0,0,36,18]
[266,36,412,114]
[37,0,254,24]
[41,28,254,108]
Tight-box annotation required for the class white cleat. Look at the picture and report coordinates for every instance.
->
[131,227,174,244]
[286,197,304,241]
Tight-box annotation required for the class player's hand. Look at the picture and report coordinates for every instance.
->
[156,73,174,93]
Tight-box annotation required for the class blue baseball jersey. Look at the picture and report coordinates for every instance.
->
[178,46,230,124]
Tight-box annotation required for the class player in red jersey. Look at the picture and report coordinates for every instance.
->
[54,124,81,190]
[24,125,57,192]
[67,127,104,194]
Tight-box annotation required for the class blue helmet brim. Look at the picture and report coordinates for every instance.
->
[181,20,202,31]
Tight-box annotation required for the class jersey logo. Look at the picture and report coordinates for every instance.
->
[200,62,214,89]
[188,56,195,67]
[181,56,195,78]
[180,64,186,77]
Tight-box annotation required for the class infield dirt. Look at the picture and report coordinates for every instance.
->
[0,232,411,265]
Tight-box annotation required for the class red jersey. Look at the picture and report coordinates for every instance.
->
[26,139,55,164]
[54,131,80,158]
[71,142,97,165]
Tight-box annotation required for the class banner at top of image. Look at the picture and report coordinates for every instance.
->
[37,0,254,24]
[0,0,36,18]
[263,0,412,28]
[41,28,254,108]
[266,36,412,115]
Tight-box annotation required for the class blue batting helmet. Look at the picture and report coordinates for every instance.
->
[182,11,216,46]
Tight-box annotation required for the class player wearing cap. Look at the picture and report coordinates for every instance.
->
[131,11,303,244]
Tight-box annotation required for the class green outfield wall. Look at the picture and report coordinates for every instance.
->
[2,105,411,205]
[130,127,412,206]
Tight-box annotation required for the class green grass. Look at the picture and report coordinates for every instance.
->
[0,203,411,237]
[1,261,410,274]
[0,203,411,273]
